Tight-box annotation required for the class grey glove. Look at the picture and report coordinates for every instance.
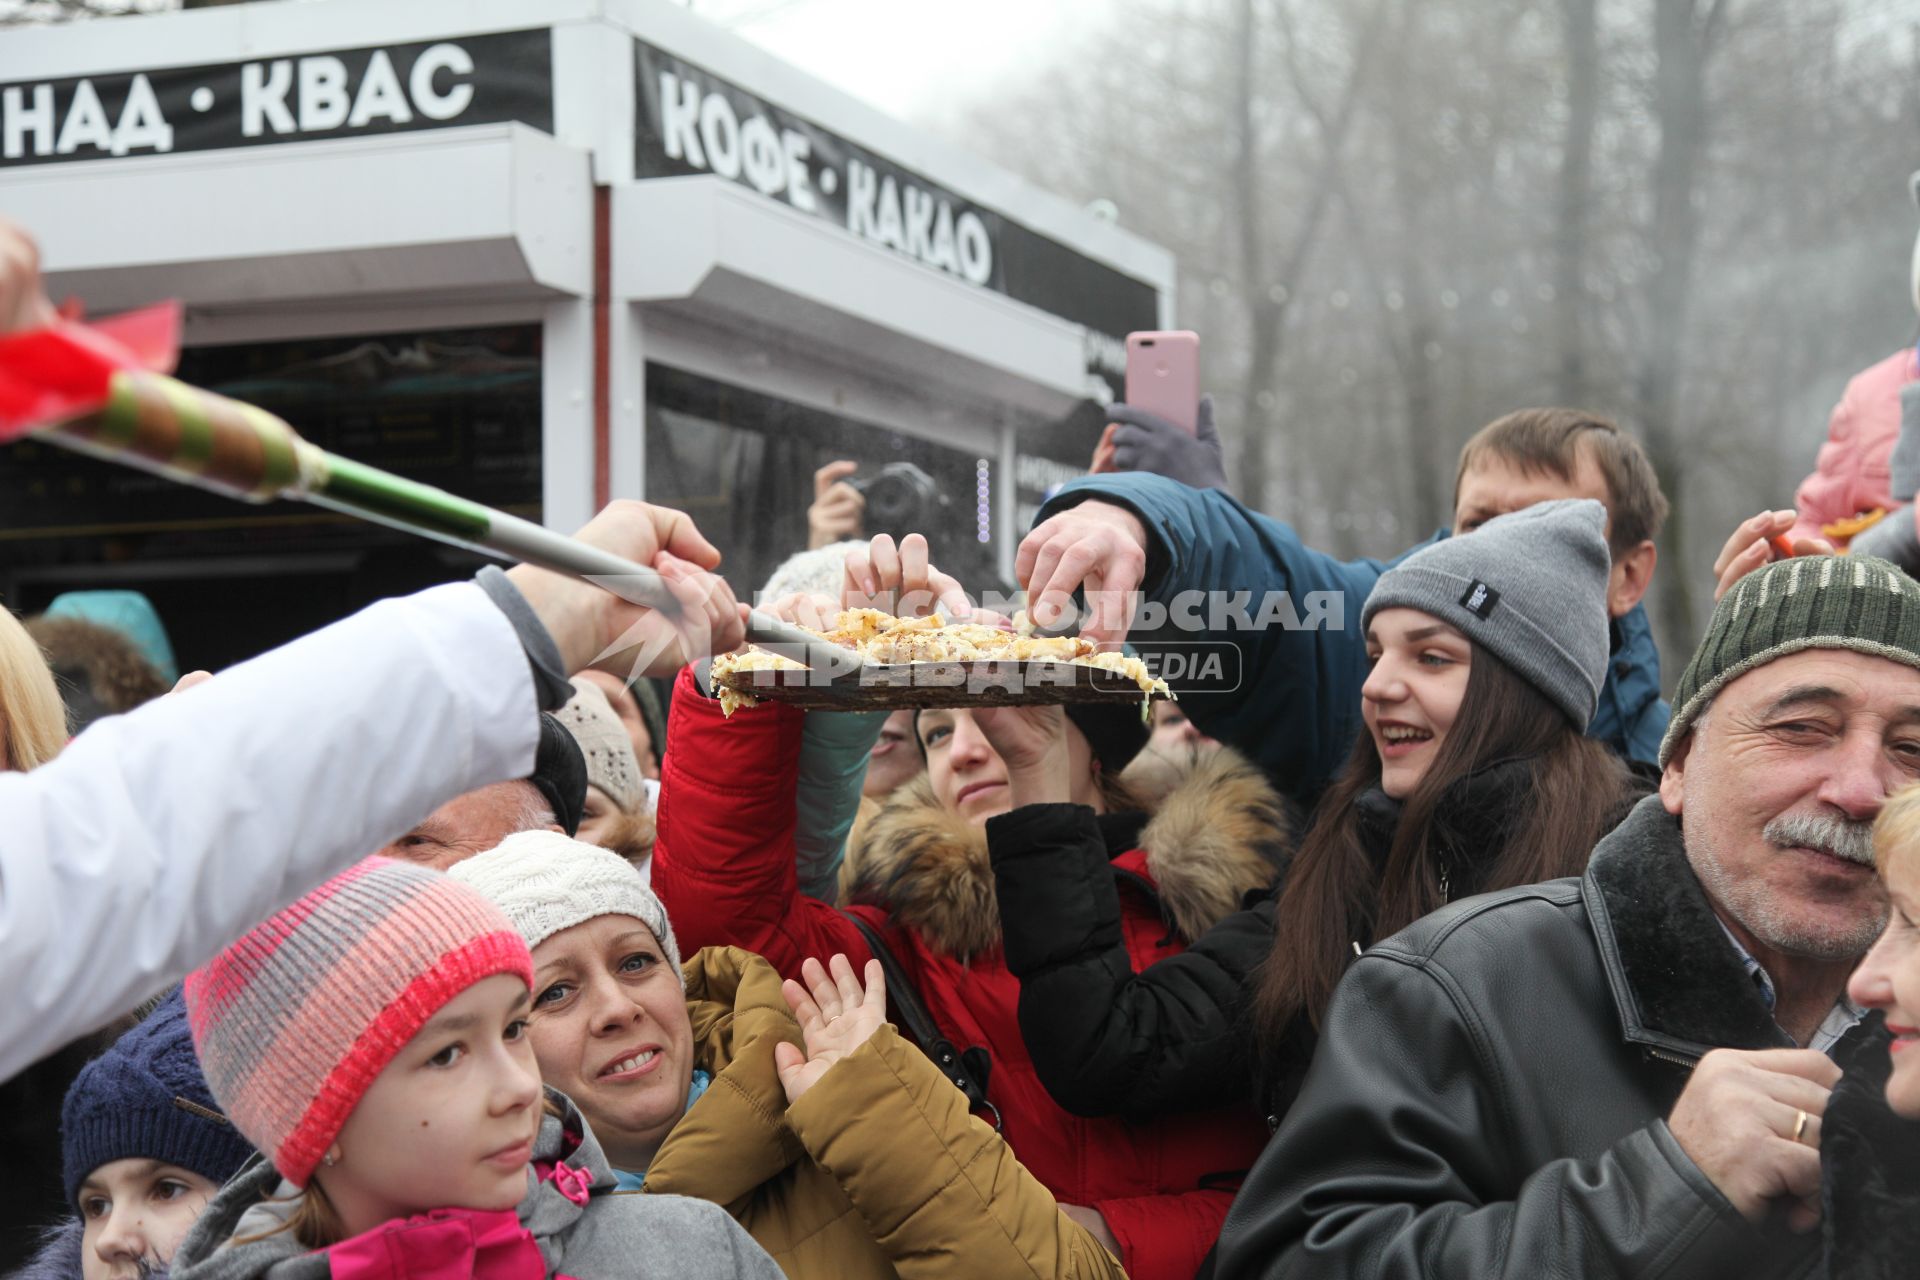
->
[1890,381,1920,504]
[1107,394,1230,492]
[1849,502,1920,571]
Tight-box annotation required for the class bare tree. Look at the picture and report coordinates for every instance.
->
[1553,0,1600,404]
[1233,0,1386,510]
[1634,0,1730,647]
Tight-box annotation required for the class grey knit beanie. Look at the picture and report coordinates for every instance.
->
[1362,498,1612,728]
[1658,554,1920,767]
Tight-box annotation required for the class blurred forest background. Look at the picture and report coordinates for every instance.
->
[10,0,1920,671]
[932,0,1920,671]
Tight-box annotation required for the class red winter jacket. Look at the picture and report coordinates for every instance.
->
[653,668,1274,1280]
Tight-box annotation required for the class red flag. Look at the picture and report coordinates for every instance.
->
[0,301,181,440]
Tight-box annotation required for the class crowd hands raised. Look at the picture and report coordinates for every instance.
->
[4,204,1920,1280]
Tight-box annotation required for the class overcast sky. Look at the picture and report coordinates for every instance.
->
[680,0,1113,122]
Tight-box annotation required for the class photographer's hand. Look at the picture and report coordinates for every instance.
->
[809,461,866,549]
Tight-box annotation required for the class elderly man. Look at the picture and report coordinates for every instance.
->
[1217,555,1920,1279]
[376,712,587,869]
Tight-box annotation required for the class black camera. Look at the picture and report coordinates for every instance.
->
[848,461,949,537]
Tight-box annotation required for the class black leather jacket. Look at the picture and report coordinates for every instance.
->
[1215,795,1917,1280]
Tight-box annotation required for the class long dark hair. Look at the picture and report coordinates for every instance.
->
[1252,646,1629,1051]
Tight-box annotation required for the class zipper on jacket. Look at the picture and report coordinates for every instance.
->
[1643,1044,1701,1071]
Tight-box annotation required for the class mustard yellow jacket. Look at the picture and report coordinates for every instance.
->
[645,947,1129,1280]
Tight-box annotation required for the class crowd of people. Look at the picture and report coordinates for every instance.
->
[2,190,1920,1280]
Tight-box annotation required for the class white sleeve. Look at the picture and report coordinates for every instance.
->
[0,581,541,1080]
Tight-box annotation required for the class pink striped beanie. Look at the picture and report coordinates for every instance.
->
[183,857,534,1187]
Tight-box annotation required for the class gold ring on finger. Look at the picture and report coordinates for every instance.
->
[1791,1108,1810,1144]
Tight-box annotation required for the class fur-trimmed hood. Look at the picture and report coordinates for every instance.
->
[844,746,1291,960]
[7,1219,85,1280]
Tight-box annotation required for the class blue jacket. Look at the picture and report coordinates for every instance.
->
[1037,474,1668,802]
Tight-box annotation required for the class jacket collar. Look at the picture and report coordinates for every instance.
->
[1352,757,1538,896]
[172,1091,607,1275]
[644,947,809,1204]
[1587,605,1669,767]
[1581,795,1790,1061]
[846,746,1291,960]
[1821,1014,1920,1278]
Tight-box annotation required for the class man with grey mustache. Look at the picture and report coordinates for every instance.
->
[1218,554,1920,1280]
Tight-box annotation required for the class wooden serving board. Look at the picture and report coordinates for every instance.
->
[712,660,1165,710]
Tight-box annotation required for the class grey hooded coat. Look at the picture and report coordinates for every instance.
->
[169,1090,783,1280]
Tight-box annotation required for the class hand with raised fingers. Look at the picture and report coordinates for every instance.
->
[0,219,56,335]
[973,704,1076,807]
[808,460,866,549]
[1712,510,1834,601]
[773,955,889,1103]
[506,500,748,677]
[1015,500,1147,647]
[1667,1047,1838,1230]
[842,532,972,619]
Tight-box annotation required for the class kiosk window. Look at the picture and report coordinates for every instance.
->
[644,364,999,599]
[0,324,542,670]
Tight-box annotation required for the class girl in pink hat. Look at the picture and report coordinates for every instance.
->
[167,855,784,1279]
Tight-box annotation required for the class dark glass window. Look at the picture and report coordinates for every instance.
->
[0,324,541,668]
[644,364,1000,600]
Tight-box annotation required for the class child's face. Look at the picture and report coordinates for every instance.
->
[526,914,694,1172]
[316,974,544,1236]
[79,1159,219,1280]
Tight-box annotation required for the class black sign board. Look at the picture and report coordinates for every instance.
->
[633,40,1157,394]
[0,28,552,169]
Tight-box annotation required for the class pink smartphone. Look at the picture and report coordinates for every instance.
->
[1125,331,1200,434]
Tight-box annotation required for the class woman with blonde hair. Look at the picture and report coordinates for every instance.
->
[1805,783,1920,1279]
[0,601,68,770]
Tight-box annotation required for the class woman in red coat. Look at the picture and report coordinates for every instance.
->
[651,540,1290,1280]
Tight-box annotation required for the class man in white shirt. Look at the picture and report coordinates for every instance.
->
[0,220,748,1081]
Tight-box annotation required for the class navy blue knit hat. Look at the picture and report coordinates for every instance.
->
[61,989,255,1210]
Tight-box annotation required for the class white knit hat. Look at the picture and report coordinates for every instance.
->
[759,540,861,604]
[446,831,684,987]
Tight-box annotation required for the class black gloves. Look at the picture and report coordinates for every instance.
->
[1105,394,1230,492]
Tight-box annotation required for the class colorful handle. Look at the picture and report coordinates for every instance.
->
[45,368,322,503]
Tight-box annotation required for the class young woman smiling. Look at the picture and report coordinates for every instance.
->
[990,499,1646,1132]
